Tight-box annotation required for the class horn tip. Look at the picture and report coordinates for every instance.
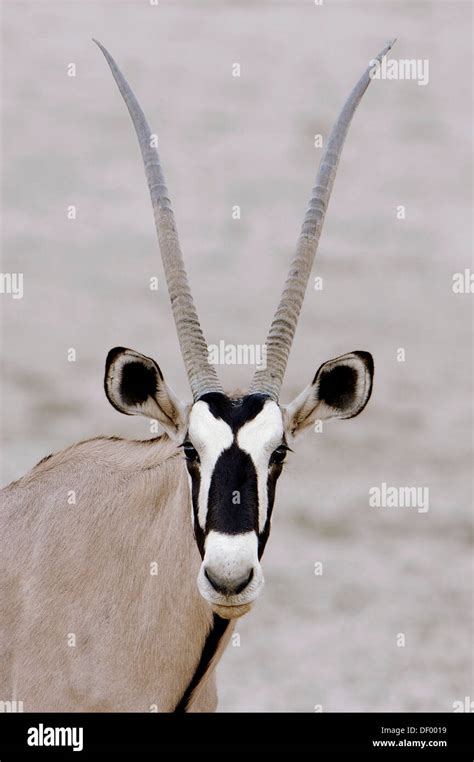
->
[375,37,396,63]
[92,38,107,55]
[382,38,397,56]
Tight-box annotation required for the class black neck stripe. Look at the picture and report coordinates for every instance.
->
[173,614,230,712]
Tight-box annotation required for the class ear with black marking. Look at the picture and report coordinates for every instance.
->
[104,347,189,441]
[283,351,374,437]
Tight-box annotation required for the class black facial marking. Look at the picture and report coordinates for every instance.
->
[187,392,285,556]
[119,361,158,407]
[206,444,258,535]
[198,392,269,432]
[258,461,283,557]
[187,460,205,558]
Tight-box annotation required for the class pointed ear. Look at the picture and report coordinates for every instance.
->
[283,351,374,437]
[104,347,190,441]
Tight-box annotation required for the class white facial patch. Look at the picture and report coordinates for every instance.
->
[197,530,264,610]
[204,530,259,583]
[188,401,233,529]
[237,401,284,532]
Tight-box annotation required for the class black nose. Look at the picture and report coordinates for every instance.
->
[205,567,254,596]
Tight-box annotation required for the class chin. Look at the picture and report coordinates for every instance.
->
[211,602,253,619]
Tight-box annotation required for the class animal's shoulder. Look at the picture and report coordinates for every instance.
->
[2,434,181,493]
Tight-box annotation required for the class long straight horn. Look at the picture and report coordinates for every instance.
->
[250,40,396,400]
[94,40,223,400]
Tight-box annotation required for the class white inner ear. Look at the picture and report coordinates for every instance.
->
[283,353,371,437]
[107,350,189,441]
[315,357,368,416]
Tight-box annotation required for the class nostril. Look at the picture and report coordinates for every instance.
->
[204,568,223,593]
[235,568,253,594]
[204,567,254,596]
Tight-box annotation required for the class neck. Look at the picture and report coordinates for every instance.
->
[3,433,234,711]
[132,435,234,710]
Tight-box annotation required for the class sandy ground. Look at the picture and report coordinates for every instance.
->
[1,1,472,711]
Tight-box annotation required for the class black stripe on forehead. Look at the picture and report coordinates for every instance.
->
[198,392,269,432]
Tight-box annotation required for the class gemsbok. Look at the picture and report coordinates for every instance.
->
[0,39,394,712]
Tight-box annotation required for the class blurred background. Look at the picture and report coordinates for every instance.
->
[1,0,472,711]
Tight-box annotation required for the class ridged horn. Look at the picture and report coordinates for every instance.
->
[94,40,223,400]
[250,40,396,400]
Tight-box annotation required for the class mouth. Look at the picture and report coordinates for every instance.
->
[197,565,265,619]
[210,602,253,619]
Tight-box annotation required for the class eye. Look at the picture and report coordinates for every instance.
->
[182,441,200,464]
[270,445,288,467]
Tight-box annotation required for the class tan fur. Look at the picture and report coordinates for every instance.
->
[0,434,221,712]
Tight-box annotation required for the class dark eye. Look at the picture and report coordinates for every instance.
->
[270,445,288,467]
[182,441,199,463]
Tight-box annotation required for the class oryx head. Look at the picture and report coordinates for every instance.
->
[97,39,393,619]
